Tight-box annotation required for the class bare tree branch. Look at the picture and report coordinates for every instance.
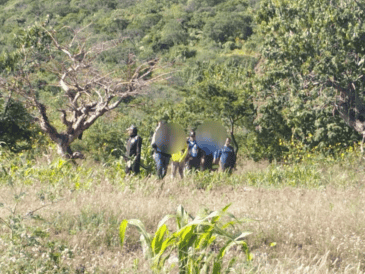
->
[0,24,170,158]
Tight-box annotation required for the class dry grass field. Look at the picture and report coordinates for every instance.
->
[1,152,365,273]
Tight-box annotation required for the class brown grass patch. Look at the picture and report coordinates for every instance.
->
[1,176,365,273]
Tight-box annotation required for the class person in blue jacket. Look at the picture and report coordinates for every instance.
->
[151,121,171,179]
[214,137,236,172]
[186,130,201,170]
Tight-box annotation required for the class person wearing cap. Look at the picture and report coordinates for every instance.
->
[125,125,142,175]
[151,121,171,179]
[171,144,188,179]
[186,130,201,170]
[213,137,236,172]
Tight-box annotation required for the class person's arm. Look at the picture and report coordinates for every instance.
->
[136,137,142,159]
[124,138,130,161]
[151,131,156,145]
[186,140,192,157]
[213,150,221,164]
[151,128,158,151]
[181,146,189,161]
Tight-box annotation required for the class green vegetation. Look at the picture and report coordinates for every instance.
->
[1,0,365,272]
[120,204,251,273]
[1,0,363,161]
[1,147,365,272]
[0,93,36,151]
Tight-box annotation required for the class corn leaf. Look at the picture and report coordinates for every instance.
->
[157,214,175,229]
[151,224,168,255]
[119,219,128,248]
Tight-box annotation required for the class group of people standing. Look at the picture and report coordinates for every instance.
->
[124,122,237,179]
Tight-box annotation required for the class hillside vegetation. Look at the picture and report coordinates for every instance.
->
[1,0,363,161]
[1,0,365,273]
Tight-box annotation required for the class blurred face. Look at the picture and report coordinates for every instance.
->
[128,129,134,136]
[225,138,231,146]
[189,133,195,141]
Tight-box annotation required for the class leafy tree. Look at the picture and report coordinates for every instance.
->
[178,60,256,154]
[0,92,34,151]
[203,12,252,44]
[0,21,162,159]
[255,0,365,154]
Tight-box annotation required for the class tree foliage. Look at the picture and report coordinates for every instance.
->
[0,92,34,151]
[253,0,365,158]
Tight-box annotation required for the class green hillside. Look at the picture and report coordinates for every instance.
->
[0,0,364,161]
[1,1,365,273]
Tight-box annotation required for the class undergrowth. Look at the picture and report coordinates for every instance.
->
[1,146,365,273]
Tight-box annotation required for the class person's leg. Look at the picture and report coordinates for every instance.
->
[132,160,140,174]
[165,156,171,178]
[206,154,213,170]
[160,155,169,179]
[192,157,200,170]
[178,161,184,179]
[154,153,163,179]
[171,161,178,179]
[125,166,131,175]
[186,158,192,170]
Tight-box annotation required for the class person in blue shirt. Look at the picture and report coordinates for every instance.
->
[214,137,236,172]
[151,121,171,179]
[186,131,201,170]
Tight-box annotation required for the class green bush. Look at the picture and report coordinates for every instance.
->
[0,96,36,151]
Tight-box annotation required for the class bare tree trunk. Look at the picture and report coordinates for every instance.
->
[35,100,84,159]
[229,118,239,156]
[56,137,72,158]
[55,140,84,159]
[336,91,365,158]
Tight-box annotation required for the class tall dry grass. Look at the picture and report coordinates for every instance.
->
[1,176,365,273]
[1,148,365,273]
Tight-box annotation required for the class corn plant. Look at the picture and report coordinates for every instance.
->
[120,204,252,273]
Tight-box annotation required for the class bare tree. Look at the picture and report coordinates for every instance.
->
[1,23,167,158]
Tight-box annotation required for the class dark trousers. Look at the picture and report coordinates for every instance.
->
[154,153,170,179]
[187,157,200,170]
[219,162,233,173]
[201,154,213,171]
[125,160,140,175]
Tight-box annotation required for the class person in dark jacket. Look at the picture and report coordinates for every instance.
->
[213,137,236,172]
[125,125,142,175]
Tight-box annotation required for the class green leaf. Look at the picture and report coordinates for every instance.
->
[176,205,190,229]
[234,232,252,241]
[151,224,168,255]
[195,230,213,250]
[128,219,151,245]
[270,242,277,247]
[225,257,237,274]
[119,219,128,248]
[157,214,175,229]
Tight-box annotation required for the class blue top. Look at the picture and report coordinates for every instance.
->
[214,145,235,167]
[188,140,199,158]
